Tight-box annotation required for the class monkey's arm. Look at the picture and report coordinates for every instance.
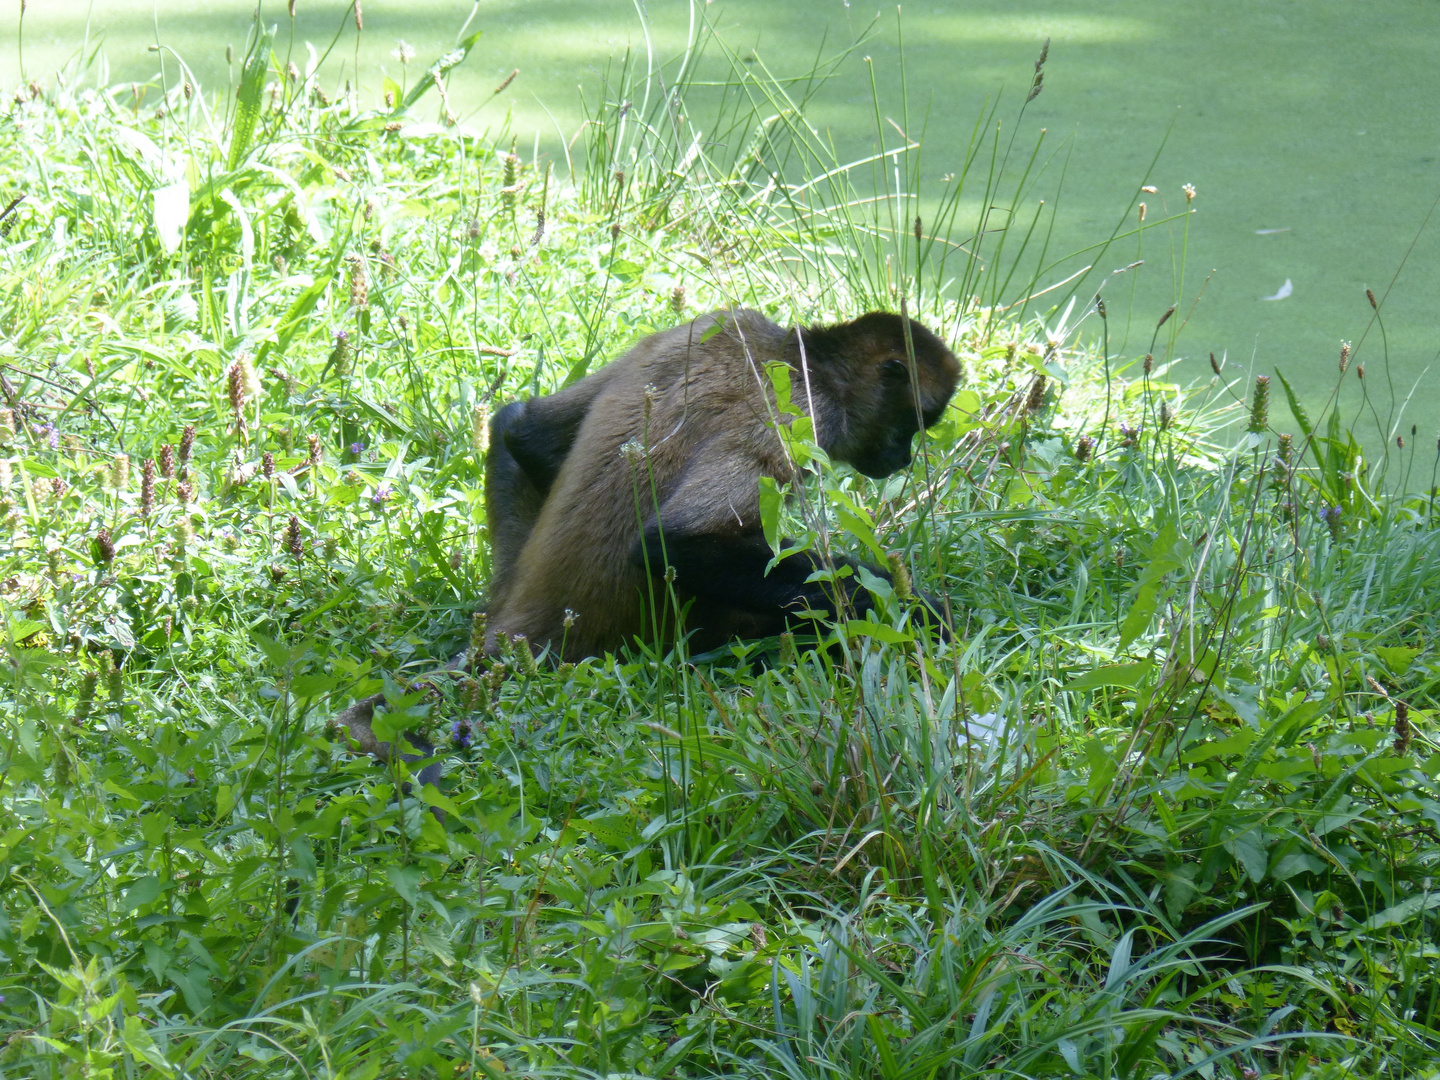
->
[629,457,885,627]
[646,526,882,626]
[631,456,950,635]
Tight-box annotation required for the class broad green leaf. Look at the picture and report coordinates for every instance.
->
[845,620,912,645]
[387,865,423,905]
[758,476,782,555]
[122,875,164,911]
[1223,830,1268,883]
[1064,661,1153,691]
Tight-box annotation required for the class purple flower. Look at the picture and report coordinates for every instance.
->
[44,423,58,449]
[451,720,471,748]
[348,441,365,456]
[371,483,393,506]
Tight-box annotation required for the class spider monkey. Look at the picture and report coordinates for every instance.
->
[335,308,959,786]
[488,307,958,658]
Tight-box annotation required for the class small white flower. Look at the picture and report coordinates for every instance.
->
[392,40,416,64]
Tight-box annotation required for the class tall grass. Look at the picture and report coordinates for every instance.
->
[0,6,1437,1078]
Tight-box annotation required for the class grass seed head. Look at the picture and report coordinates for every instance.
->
[226,360,246,418]
[885,551,914,600]
[1248,375,1270,432]
[346,255,369,309]
[159,443,174,479]
[1395,700,1412,756]
[1143,353,1154,376]
[330,330,351,378]
[109,452,130,491]
[471,401,489,452]
[1339,340,1351,373]
[141,458,155,518]
[1366,287,1378,310]
[1209,351,1221,375]
[285,515,304,559]
[1074,434,1094,462]
[1183,182,1196,203]
[173,516,191,556]
[93,527,114,565]
[1026,374,1047,413]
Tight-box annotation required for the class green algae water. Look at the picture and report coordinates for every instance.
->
[7,0,1437,452]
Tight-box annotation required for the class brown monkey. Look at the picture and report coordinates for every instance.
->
[488,307,959,659]
[335,308,958,783]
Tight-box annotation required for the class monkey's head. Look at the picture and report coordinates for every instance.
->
[800,312,960,479]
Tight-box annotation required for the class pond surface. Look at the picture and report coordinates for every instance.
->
[7,0,1438,455]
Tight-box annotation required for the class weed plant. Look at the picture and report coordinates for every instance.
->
[0,8,1438,1079]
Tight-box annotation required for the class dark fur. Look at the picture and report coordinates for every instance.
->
[334,308,958,785]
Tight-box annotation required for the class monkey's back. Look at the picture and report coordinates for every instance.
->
[491,309,794,658]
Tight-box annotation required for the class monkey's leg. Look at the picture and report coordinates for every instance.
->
[486,372,619,606]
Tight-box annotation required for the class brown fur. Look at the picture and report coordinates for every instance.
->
[488,307,958,659]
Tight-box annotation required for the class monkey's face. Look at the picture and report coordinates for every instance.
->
[846,357,953,477]
[798,311,958,479]
[840,321,958,479]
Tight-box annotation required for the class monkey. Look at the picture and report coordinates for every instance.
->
[334,307,958,789]
[487,307,959,659]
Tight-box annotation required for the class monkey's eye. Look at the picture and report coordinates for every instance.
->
[881,358,910,382]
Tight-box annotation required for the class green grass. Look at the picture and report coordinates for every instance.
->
[1,11,1439,1078]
